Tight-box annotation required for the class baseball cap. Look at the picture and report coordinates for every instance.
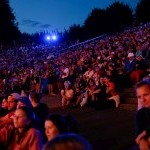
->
[10,93,21,100]
[18,96,31,107]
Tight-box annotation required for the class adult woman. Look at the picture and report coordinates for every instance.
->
[44,114,68,142]
[0,106,43,150]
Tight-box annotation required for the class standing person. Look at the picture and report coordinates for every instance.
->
[48,67,56,96]
[0,106,43,150]
[34,73,41,93]
[135,79,150,149]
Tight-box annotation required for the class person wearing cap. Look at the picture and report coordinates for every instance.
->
[17,96,31,108]
[61,81,74,109]
[0,93,21,128]
[124,53,137,85]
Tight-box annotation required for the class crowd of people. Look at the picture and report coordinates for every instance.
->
[0,91,92,149]
[0,23,150,109]
[0,22,150,149]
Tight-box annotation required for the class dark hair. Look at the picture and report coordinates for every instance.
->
[135,79,150,90]
[29,91,42,103]
[45,114,68,134]
[17,106,34,121]
[43,134,93,150]
[43,133,93,150]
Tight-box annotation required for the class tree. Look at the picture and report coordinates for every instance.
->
[106,1,133,32]
[135,0,150,23]
[67,24,83,42]
[0,0,20,44]
[83,8,107,38]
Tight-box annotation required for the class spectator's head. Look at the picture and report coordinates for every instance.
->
[64,81,71,89]
[43,133,93,150]
[127,53,134,60]
[88,79,95,87]
[135,79,150,108]
[100,77,105,85]
[104,75,112,84]
[45,114,68,141]
[29,91,42,104]
[13,106,34,130]
[17,97,31,108]
[136,55,143,61]
[1,97,8,109]
[7,93,21,111]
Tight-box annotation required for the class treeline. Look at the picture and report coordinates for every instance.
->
[0,0,150,45]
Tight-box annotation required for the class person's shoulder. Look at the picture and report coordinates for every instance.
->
[137,107,150,115]
[28,127,42,136]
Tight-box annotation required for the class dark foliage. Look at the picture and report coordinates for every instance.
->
[135,0,150,23]
[106,1,133,32]
[0,0,21,44]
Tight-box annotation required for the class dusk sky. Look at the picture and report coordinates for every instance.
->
[9,0,139,34]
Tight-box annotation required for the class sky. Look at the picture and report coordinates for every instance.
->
[9,0,139,34]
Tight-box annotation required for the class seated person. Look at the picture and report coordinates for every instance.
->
[61,81,74,109]
[73,86,88,107]
[130,55,148,84]
[104,76,120,108]
[87,79,101,102]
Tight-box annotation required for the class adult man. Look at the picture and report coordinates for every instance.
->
[135,79,150,149]
[0,93,21,128]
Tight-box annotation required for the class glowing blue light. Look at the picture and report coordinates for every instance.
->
[46,36,51,40]
[52,35,57,40]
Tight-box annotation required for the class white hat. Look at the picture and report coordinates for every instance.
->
[10,93,21,100]
[128,53,134,57]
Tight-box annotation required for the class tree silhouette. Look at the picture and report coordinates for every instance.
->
[106,1,133,32]
[83,8,107,38]
[135,0,150,23]
[0,0,20,44]
[67,24,83,42]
